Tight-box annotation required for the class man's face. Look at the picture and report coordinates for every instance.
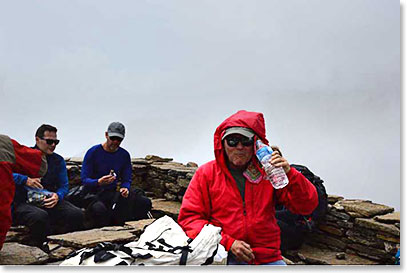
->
[105,132,123,152]
[224,134,254,170]
[36,131,58,155]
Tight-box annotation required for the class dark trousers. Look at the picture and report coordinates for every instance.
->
[13,200,84,246]
[85,190,152,229]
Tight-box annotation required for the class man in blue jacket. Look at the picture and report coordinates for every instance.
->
[81,122,151,228]
[13,124,84,250]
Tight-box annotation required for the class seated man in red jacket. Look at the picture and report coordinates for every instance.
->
[0,134,47,250]
[178,110,318,265]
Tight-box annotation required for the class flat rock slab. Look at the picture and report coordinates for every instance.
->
[5,230,30,243]
[0,243,49,265]
[328,195,344,204]
[337,200,394,218]
[374,212,400,224]
[151,199,181,219]
[48,228,137,249]
[297,244,379,265]
[354,218,400,236]
[47,243,75,261]
[124,219,155,236]
[64,157,83,163]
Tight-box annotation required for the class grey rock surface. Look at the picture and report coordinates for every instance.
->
[0,243,49,265]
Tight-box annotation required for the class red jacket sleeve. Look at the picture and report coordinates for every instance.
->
[11,139,47,177]
[178,167,236,251]
[275,167,318,215]
[178,169,211,238]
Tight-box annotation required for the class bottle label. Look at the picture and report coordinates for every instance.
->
[256,146,273,161]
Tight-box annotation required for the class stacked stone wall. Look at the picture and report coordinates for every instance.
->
[298,196,400,264]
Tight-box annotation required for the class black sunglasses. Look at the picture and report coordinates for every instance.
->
[40,137,60,145]
[109,136,123,142]
[225,136,254,147]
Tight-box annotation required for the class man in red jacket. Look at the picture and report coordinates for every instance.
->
[178,110,318,265]
[0,134,47,250]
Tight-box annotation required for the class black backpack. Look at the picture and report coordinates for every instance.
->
[275,164,328,250]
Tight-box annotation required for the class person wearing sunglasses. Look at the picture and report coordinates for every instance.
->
[178,110,318,265]
[12,124,84,252]
[81,122,152,229]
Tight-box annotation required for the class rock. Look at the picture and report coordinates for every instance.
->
[164,192,178,201]
[347,243,392,261]
[186,172,194,179]
[376,233,400,244]
[338,200,394,218]
[297,253,306,261]
[132,164,148,171]
[297,244,378,265]
[5,230,30,243]
[305,233,347,251]
[332,203,345,211]
[328,195,344,204]
[177,177,191,188]
[186,162,198,167]
[165,182,181,193]
[48,227,137,249]
[326,219,353,229]
[395,223,400,229]
[336,252,346,260]
[151,199,181,220]
[0,243,49,265]
[124,219,155,236]
[145,155,173,162]
[374,212,400,224]
[348,212,365,218]
[47,243,75,261]
[354,218,400,236]
[131,158,150,165]
[345,230,383,248]
[65,157,83,164]
[282,256,295,265]
[318,224,344,236]
[328,210,351,221]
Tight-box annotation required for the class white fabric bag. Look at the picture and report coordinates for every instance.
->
[60,215,222,266]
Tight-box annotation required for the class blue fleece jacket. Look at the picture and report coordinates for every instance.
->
[81,144,132,191]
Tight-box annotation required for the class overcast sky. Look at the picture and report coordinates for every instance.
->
[0,0,400,210]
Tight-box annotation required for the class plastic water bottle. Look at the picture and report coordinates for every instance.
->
[255,140,289,189]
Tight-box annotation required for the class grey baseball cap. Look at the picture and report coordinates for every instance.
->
[107,122,125,139]
[222,127,254,140]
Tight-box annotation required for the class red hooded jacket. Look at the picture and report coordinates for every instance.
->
[0,135,47,250]
[178,110,318,264]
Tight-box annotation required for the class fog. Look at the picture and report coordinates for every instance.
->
[0,0,400,210]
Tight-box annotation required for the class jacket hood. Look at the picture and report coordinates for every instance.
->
[214,110,270,168]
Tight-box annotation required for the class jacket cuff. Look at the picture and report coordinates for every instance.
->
[221,234,235,251]
[286,166,299,181]
[121,182,131,190]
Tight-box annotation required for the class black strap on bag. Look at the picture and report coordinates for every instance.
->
[179,246,190,265]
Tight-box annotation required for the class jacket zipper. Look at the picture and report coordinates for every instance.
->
[247,184,254,265]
